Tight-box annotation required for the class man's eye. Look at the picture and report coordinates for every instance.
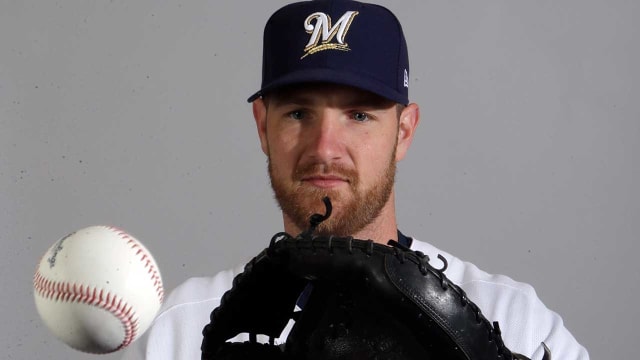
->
[288,110,305,120]
[353,112,369,122]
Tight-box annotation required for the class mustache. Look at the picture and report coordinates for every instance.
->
[294,163,358,183]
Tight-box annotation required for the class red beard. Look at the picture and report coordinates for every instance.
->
[269,154,396,237]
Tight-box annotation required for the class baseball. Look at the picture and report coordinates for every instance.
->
[33,225,164,354]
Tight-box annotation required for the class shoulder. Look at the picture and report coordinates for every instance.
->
[410,238,536,296]
[120,265,244,360]
[409,237,590,360]
[160,267,242,312]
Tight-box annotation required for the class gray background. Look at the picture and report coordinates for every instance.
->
[1,0,637,359]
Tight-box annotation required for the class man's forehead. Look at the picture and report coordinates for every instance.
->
[266,83,396,108]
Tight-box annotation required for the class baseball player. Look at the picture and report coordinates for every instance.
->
[122,0,589,359]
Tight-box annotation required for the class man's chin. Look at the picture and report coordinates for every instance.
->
[294,184,343,203]
[280,194,335,225]
[300,193,351,214]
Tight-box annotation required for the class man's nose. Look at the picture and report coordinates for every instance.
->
[304,111,344,163]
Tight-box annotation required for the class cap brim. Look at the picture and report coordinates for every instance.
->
[247,68,408,105]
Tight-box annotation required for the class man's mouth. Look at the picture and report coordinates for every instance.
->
[300,175,349,189]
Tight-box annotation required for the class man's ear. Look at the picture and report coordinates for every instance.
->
[253,98,269,156]
[395,103,420,162]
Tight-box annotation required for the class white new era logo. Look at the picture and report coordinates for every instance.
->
[404,69,409,88]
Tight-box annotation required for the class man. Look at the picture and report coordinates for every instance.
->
[122,0,589,359]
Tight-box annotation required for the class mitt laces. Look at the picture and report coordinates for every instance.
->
[298,196,332,239]
[268,196,333,253]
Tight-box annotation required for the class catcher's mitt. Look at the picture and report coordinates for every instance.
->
[201,198,550,360]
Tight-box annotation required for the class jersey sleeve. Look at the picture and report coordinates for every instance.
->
[120,269,242,360]
[461,273,589,359]
[409,238,589,360]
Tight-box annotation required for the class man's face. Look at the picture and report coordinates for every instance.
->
[256,84,403,237]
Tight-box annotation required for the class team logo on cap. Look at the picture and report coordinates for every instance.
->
[302,11,359,59]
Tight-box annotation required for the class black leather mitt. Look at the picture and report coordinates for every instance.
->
[201,198,550,360]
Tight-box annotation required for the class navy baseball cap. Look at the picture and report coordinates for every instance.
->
[247,0,410,105]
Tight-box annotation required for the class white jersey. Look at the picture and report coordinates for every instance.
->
[121,238,589,360]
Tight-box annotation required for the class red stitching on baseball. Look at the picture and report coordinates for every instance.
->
[105,226,165,303]
[33,270,139,353]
